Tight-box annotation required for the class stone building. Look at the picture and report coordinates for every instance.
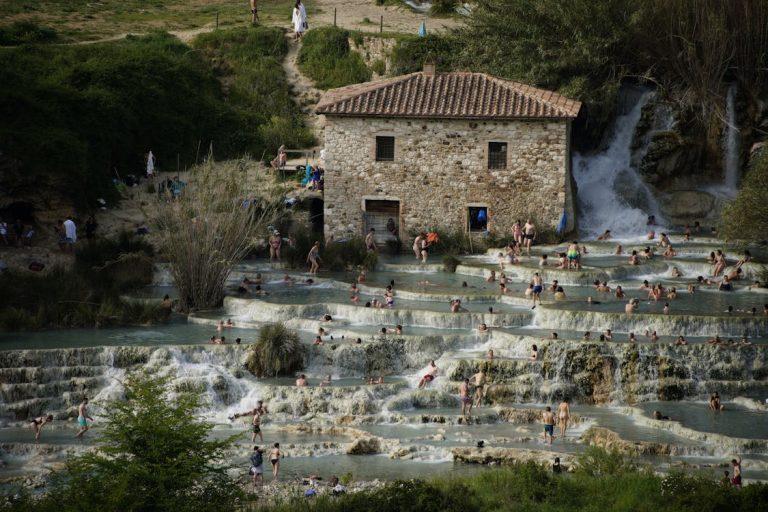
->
[316,65,581,242]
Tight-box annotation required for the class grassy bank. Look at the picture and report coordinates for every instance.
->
[0,25,311,210]
[261,454,767,512]
[0,233,166,331]
[193,26,314,154]
[0,0,305,42]
[298,26,371,89]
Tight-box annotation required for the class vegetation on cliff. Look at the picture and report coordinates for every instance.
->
[298,26,372,89]
[0,26,311,210]
[721,147,768,242]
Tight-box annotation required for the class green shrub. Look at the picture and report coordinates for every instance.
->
[7,375,243,512]
[283,230,376,271]
[442,255,460,272]
[430,0,459,15]
[298,26,372,89]
[721,147,768,242]
[390,34,460,75]
[370,58,386,75]
[246,323,305,377]
[576,446,636,477]
[0,21,58,46]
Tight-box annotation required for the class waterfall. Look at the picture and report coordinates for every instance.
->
[722,84,740,192]
[573,90,664,239]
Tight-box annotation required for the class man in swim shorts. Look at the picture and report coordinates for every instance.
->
[531,272,543,309]
[249,445,264,487]
[75,398,94,438]
[542,406,556,445]
[418,361,438,388]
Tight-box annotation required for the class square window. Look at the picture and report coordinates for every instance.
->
[468,206,488,232]
[376,136,395,162]
[488,142,507,169]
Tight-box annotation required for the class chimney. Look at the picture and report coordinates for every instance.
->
[423,58,436,76]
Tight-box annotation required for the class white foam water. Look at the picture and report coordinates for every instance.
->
[573,91,665,238]
[722,84,741,192]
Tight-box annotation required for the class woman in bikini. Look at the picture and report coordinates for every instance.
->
[270,442,281,480]
[557,399,570,438]
[307,241,321,274]
[29,414,54,441]
[512,220,523,246]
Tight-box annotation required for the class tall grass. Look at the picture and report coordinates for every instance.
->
[245,323,305,377]
[193,26,314,160]
[283,229,377,272]
[256,449,768,512]
[298,26,372,89]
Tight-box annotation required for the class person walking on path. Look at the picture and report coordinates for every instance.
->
[250,0,259,23]
[292,0,307,40]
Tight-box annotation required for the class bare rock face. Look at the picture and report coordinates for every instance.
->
[582,426,673,456]
[452,446,571,468]
[346,436,381,455]
[658,190,717,224]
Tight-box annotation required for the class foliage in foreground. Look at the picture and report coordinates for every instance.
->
[246,323,305,377]
[0,233,161,331]
[0,21,58,46]
[7,375,242,512]
[298,26,372,89]
[721,147,768,242]
[260,449,768,512]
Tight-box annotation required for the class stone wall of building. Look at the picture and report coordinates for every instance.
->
[322,116,574,240]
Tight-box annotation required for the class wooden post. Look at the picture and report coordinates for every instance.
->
[380,15,383,33]
[334,8,337,26]
[216,11,219,29]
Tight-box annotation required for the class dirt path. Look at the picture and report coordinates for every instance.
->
[310,0,459,34]
[282,35,325,152]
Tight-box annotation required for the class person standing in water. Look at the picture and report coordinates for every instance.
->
[307,241,321,274]
[523,219,536,255]
[75,398,94,438]
[731,456,742,488]
[420,235,430,263]
[531,272,543,309]
[542,406,556,445]
[29,414,54,442]
[365,228,377,253]
[231,401,268,442]
[412,232,424,260]
[249,445,264,487]
[270,443,281,480]
[557,399,570,439]
[269,231,282,261]
[459,378,472,417]
[472,368,486,407]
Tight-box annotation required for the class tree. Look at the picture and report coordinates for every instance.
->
[246,323,305,377]
[9,374,243,512]
[155,156,283,311]
[721,147,768,242]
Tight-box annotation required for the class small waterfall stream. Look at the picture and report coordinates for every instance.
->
[573,90,664,238]
[722,84,741,193]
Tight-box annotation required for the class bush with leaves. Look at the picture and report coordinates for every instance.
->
[721,148,768,242]
[8,374,242,512]
[246,323,305,378]
[298,26,372,89]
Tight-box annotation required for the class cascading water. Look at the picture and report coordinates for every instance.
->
[573,90,665,238]
[722,84,741,193]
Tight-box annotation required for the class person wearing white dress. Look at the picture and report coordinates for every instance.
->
[146,150,155,179]
[292,0,307,40]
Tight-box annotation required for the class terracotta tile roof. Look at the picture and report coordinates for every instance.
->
[316,72,581,120]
